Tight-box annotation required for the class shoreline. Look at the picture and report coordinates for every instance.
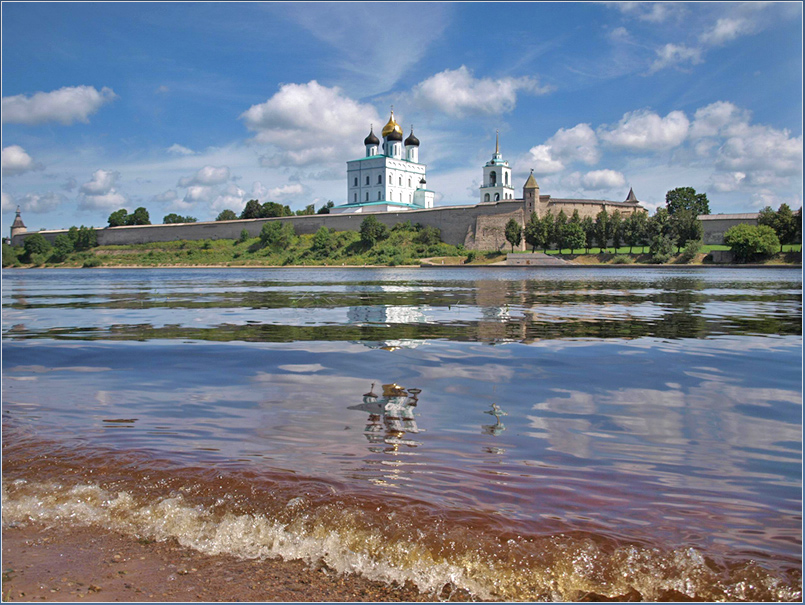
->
[3,262,802,270]
[1,522,453,602]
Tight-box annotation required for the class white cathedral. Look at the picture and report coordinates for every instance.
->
[330,109,435,214]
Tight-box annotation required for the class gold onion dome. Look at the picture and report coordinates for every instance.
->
[381,110,403,141]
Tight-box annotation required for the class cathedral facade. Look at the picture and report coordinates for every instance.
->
[331,110,435,215]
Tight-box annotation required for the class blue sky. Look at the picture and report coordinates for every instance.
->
[2,2,802,232]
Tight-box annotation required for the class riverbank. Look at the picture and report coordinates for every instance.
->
[1,522,454,602]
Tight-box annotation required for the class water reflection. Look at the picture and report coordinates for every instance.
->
[348,383,423,450]
[482,403,508,436]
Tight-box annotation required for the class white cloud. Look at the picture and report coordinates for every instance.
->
[211,183,248,211]
[649,43,703,73]
[62,177,78,192]
[716,125,803,179]
[699,17,754,46]
[689,101,752,139]
[167,144,195,156]
[581,169,626,190]
[153,189,179,203]
[78,169,128,210]
[2,85,117,125]
[2,192,16,212]
[609,2,685,23]
[599,109,690,151]
[260,147,336,168]
[268,183,305,199]
[241,80,380,163]
[547,123,600,165]
[710,171,746,192]
[177,165,231,187]
[525,145,565,175]
[16,191,67,213]
[2,145,39,176]
[412,66,551,117]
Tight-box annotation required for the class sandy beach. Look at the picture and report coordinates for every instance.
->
[2,522,469,602]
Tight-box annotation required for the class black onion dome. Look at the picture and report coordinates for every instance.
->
[404,128,419,147]
[385,128,403,142]
[364,128,379,146]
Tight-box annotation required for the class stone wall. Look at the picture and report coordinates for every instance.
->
[698,213,759,245]
[11,199,528,251]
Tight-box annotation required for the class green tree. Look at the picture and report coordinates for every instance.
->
[669,209,703,252]
[759,204,798,251]
[594,208,610,252]
[2,243,21,267]
[665,187,710,216]
[504,218,522,252]
[295,204,315,216]
[260,221,296,249]
[216,209,238,221]
[128,207,151,225]
[238,229,250,243]
[240,199,262,219]
[541,213,555,251]
[553,210,568,251]
[563,222,586,252]
[359,215,389,245]
[311,226,333,254]
[317,201,335,214]
[261,201,292,218]
[524,212,543,252]
[163,213,197,224]
[108,208,129,227]
[610,211,623,251]
[71,226,97,251]
[649,234,675,264]
[415,225,441,246]
[724,224,780,262]
[581,216,595,254]
[23,233,51,261]
[51,234,74,262]
[623,210,648,253]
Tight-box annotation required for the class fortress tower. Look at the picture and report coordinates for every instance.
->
[10,206,27,241]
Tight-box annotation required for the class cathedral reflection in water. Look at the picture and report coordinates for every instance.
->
[348,382,423,449]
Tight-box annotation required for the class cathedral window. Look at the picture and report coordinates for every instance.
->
[354,177,358,187]
[408,178,411,188]
[366,192,369,201]
[398,176,402,186]
[354,193,357,203]
[505,173,509,185]
[484,193,490,202]
[495,193,500,201]
[490,171,497,185]
[378,192,382,200]
[378,175,382,184]
[366,176,370,185]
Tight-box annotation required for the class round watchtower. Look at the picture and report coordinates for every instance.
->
[10,206,27,242]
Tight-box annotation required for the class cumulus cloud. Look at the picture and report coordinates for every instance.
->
[177,166,231,187]
[547,124,600,165]
[581,169,626,190]
[16,191,67,213]
[699,17,754,46]
[526,145,565,175]
[2,85,117,125]
[210,183,248,211]
[1,191,15,212]
[608,2,685,23]
[412,66,551,117]
[649,43,702,73]
[689,101,752,139]
[167,144,195,156]
[241,80,380,162]
[153,189,179,204]
[267,183,305,199]
[599,109,690,151]
[710,171,746,193]
[2,145,40,176]
[78,169,128,210]
[716,125,803,178]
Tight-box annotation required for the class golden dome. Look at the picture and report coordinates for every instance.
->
[381,110,403,139]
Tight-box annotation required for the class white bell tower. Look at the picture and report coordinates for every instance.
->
[480,131,515,203]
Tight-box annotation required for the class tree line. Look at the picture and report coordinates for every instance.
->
[505,187,709,261]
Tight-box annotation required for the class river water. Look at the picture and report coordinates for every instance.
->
[2,267,801,601]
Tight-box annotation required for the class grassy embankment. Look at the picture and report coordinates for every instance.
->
[3,224,467,269]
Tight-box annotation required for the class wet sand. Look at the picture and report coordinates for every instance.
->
[2,522,471,602]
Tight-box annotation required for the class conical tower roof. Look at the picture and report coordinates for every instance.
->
[12,206,25,229]
[624,187,638,203]
[524,169,539,189]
